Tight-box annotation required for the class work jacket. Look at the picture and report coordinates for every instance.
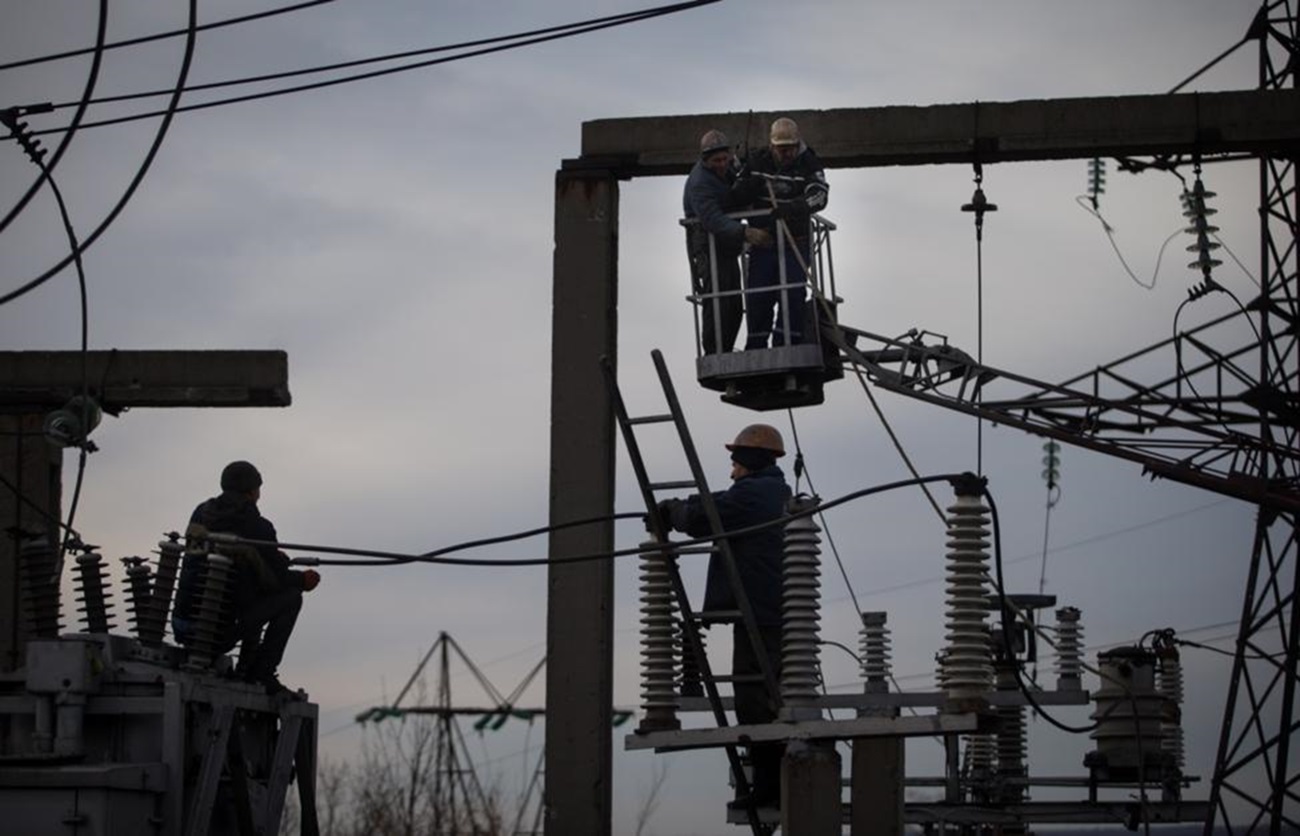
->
[736,144,829,242]
[669,465,792,626]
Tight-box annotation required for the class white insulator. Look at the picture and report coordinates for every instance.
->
[183,553,233,671]
[139,534,183,647]
[1055,606,1084,691]
[18,536,62,639]
[121,556,152,636]
[993,665,1028,803]
[780,507,823,714]
[933,648,949,690]
[636,543,680,733]
[966,733,995,780]
[74,551,115,634]
[1157,650,1186,772]
[859,611,891,692]
[941,493,993,703]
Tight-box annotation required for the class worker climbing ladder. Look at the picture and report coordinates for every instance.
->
[602,350,780,835]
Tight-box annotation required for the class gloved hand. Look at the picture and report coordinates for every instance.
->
[652,498,683,532]
[744,227,772,248]
[770,201,794,222]
[301,568,321,592]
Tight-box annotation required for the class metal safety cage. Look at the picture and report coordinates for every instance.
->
[681,209,844,411]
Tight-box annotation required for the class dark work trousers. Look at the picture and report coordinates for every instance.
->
[228,587,303,679]
[745,240,809,349]
[733,623,784,800]
[688,232,743,354]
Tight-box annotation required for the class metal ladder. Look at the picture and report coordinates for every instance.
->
[603,349,781,835]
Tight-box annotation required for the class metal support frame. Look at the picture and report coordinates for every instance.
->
[1206,4,1300,832]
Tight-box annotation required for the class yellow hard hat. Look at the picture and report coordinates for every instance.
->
[725,423,786,457]
[769,117,801,147]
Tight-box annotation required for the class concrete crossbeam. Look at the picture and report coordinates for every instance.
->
[575,89,1300,176]
[0,350,291,410]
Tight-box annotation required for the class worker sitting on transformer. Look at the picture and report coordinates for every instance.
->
[172,460,320,695]
[734,117,829,349]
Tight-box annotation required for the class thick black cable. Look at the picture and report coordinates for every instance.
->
[0,1,336,72]
[984,482,1100,735]
[3,105,95,563]
[41,0,720,113]
[234,474,962,568]
[0,0,107,237]
[40,155,92,566]
[25,0,722,138]
[0,1,198,308]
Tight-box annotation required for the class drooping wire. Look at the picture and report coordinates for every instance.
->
[841,363,949,526]
[0,106,94,567]
[23,1,723,138]
[0,0,107,238]
[1075,194,1181,291]
[0,0,199,308]
[233,474,964,568]
[983,481,1101,734]
[0,1,337,72]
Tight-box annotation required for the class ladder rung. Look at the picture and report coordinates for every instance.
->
[627,413,675,426]
[649,480,697,491]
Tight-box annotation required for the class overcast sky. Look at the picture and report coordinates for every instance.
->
[0,2,1278,833]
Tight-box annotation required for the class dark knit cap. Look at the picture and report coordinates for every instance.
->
[220,460,263,493]
[730,446,777,472]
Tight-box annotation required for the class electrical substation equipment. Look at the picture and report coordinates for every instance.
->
[615,354,1209,828]
[1042,440,1061,493]
[0,529,319,836]
[1085,646,1180,789]
[940,479,994,708]
[1182,168,1224,300]
[43,395,101,449]
[1087,157,1107,208]
[779,496,823,721]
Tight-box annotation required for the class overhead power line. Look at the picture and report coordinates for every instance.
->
[0,0,337,72]
[0,1,198,308]
[23,0,723,138]
[1,0,719,306]
[0,2,106,238]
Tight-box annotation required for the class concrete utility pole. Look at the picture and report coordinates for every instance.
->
[545,87,1299,835]
[0,349,290,672]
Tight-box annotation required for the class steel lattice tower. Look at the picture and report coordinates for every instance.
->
[1206,3,1300,832]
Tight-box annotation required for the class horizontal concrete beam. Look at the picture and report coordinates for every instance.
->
[624,712,979,752]
[576,89,1300,176]
[0,350,290,411]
